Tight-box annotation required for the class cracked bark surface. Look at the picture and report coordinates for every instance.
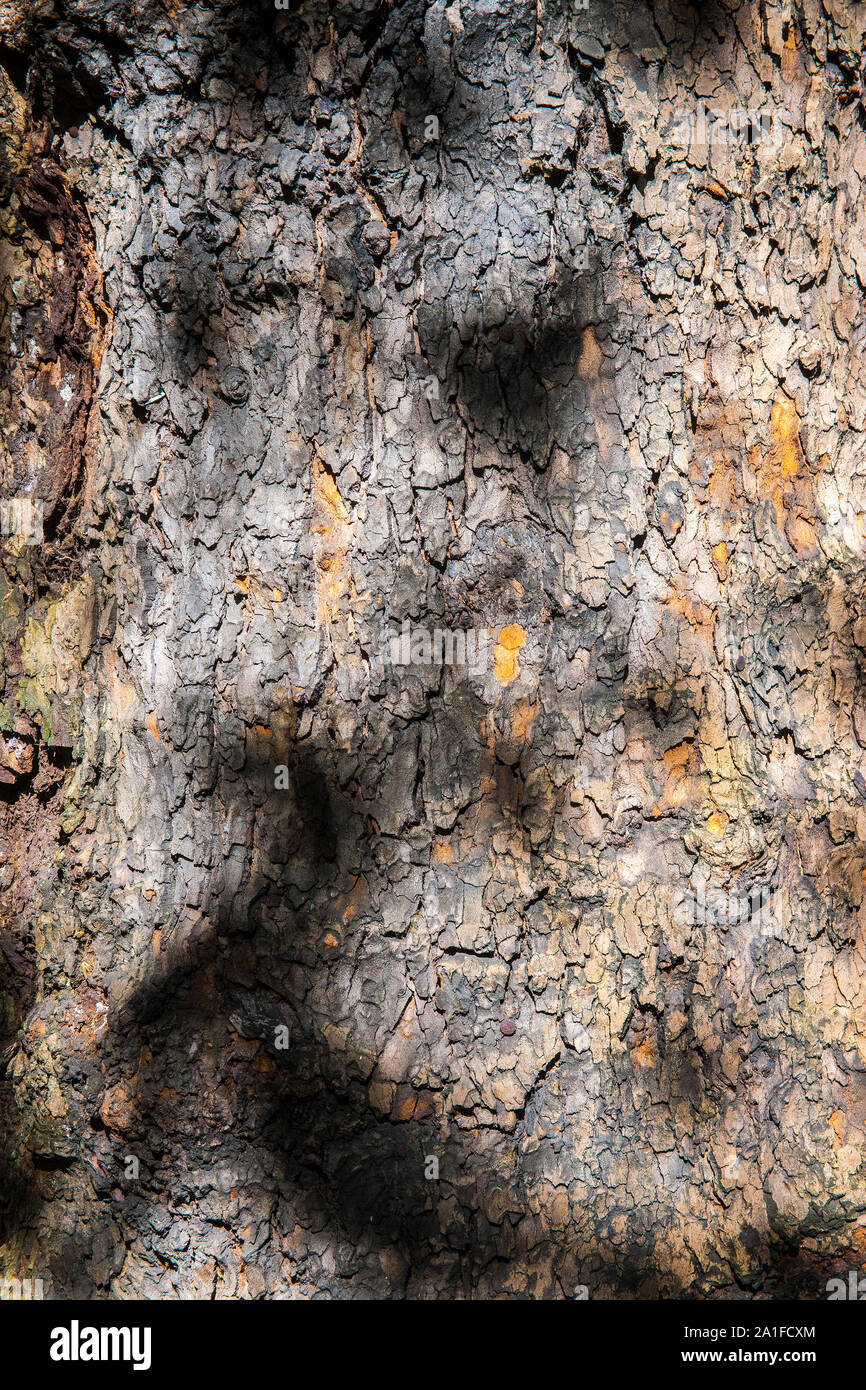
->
[2,0,866,1299]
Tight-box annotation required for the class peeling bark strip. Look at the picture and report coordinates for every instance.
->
[7,157,109,540]
[11,159,108,533]
[4,0,866,1302]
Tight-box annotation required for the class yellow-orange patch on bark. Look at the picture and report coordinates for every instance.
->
[311,454,353,626]
[771,391,803,478]
[494,624,526,684]
[754,390,822,554]
[665,591,715,641]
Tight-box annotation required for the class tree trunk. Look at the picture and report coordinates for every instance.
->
[2,0,866,1299]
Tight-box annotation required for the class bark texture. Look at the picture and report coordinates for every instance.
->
[2,0,866,1299]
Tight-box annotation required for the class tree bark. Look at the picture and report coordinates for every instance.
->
[2,0,866,1299]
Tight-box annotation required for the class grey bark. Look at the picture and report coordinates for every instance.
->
[2,0,866,1299]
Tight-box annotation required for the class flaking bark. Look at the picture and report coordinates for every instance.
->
[2,0,866,1299]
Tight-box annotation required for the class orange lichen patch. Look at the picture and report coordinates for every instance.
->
[146,712,161,744]
[433,840,454,862]
[321,931,340,951]
[511,697,538,741]
[706,810,728,836]
[311,454,354,627]
[494,624,526,685]
[830,1109,846,1147]
[771,391,804,478]
[753,390,822,553]
[712,541,728,579]
[312,461,351,526]
[652,740,702,816]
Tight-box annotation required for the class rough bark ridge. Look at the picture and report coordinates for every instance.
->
[2,0,866,1299]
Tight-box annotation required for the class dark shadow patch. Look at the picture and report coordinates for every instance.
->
[417,259,600,473]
